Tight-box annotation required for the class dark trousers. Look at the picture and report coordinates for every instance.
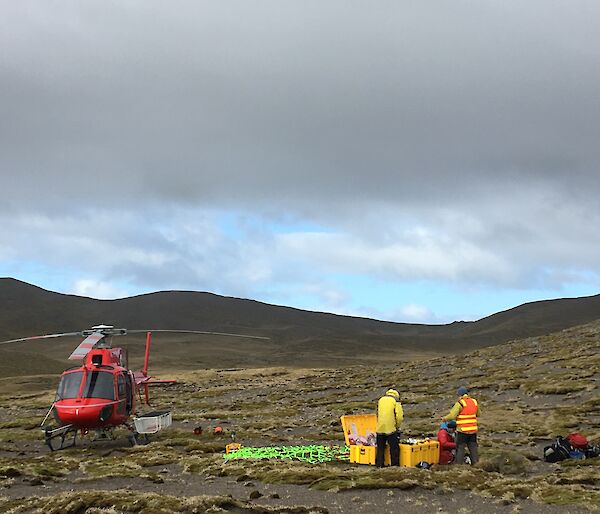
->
[376,432,400,467]
[455,431,479,464]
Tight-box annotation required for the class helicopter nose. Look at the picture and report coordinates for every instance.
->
[55,399,113,427]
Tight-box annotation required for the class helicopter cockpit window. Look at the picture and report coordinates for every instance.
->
[56,371,84,400]
[82,371,115,400]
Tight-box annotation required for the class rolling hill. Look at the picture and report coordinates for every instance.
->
[1,277,599,374]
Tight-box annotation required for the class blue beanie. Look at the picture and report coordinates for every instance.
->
[457,386,469,396]
[440,421,448,430]
[447,420,457,429]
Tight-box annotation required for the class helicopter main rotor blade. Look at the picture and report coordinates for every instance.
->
[126,329,270,340]
[68,332,105,360]
[0,332,83,346]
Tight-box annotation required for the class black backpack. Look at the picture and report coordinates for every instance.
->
[585,444,600,459]
[543,437,572,463]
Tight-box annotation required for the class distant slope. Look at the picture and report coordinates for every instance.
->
[0,350,66,377]
[0,278,599,371]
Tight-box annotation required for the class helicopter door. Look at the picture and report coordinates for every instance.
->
[125,373,133,414]
[117,374,127,415]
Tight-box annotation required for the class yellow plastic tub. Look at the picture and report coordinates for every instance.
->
[400,440,440,466]
[341,413,439,466]
[349,445,390,465]
[340,414,377,445]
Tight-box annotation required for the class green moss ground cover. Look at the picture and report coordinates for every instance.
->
[1,321,599,511]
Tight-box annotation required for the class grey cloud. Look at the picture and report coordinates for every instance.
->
[1,1,600,315]
[0,208,321,299]
[2,1,600,212]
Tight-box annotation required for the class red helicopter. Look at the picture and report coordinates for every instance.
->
[0,324,267,450]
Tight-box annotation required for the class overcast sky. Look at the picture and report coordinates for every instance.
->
[1,1,600,324]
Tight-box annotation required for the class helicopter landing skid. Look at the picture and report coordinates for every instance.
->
[91,427,116,442]
[43,424,77,451]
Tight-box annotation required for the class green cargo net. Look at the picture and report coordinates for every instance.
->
[224,445,350,464]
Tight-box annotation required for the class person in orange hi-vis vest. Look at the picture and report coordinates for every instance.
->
[442,386,480,464]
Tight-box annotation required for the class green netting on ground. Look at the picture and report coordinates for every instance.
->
[223,445,350,464]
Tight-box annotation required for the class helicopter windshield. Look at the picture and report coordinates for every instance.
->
[82,371,115,400]
[56,371,84,400]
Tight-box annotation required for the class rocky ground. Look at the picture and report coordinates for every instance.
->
[0,320,599,513]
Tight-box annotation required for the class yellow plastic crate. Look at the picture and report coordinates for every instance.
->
[422,440,440,464]
[400,443,424,467]
[399,440,440,466]
[349,445,390,465]
[340,414,377,445]
[341,413,439,466]
[225,443,242,454]
[349,441,438,466]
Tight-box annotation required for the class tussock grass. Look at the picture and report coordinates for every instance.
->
[0,320,599,510]
[0,453,80,481]
[0,490,328,514]
[477,450,531,475]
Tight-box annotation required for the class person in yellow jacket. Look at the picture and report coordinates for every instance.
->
[442,386,480,464]
[376,388,403,467]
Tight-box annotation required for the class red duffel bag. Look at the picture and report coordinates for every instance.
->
[566,432,589,449]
